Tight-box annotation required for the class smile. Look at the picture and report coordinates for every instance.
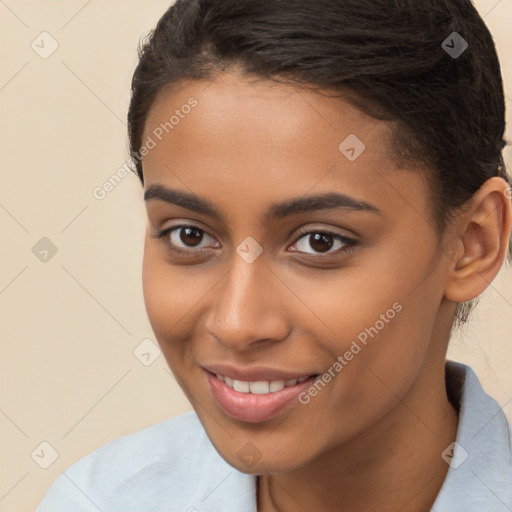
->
[216,373,311,394]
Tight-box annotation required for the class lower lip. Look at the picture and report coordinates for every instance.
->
[205,370,318,423]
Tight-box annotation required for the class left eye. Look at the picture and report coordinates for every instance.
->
[290,231,355,255]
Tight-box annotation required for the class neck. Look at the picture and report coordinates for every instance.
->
[258,356,459,512]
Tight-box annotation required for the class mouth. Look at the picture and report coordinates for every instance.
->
[203,369,320,423]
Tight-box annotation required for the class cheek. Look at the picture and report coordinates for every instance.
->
[141,242,194,345]
[141,240,220,352]
[331,274,440,413]
[290,255,438,410]
[285,257,411,350]
[142,245,172,335]
[141,249,200,388]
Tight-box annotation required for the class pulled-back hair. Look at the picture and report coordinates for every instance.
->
[127,0,511,323]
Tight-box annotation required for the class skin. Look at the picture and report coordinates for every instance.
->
[140,69,512,512]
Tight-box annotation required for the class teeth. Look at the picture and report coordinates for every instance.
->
[216,374,309,394]
[249,381,270,394]
[233,380,250,393]
[269,380,285,392]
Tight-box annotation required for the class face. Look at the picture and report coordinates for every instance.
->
[141,70,453,474]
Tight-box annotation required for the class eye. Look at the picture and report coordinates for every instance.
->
[154,224,220,253]
[153,224,356,259]
[289,229,356,256]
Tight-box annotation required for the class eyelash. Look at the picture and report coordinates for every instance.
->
[152,224,357,259]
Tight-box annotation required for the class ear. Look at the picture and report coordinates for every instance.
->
[444,177,512,303]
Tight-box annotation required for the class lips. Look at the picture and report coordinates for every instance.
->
[202,364,320,423]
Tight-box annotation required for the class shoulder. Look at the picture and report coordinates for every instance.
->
[73,410,206,479]
[35,411,231,512]
[72,410,205,479]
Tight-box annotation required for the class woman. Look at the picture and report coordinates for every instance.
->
[36,0,512,510]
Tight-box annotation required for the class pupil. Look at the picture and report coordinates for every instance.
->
[181,227,203,246]
[310,233,333,253]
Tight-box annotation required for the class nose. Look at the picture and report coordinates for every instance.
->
[204,251,291,352]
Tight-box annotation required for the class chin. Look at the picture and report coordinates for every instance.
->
[228,457,299,476]
[214,441,311,476]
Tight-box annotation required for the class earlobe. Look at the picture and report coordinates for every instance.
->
[444,177,512,303]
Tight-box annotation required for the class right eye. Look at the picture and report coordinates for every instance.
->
[154,224,221,255]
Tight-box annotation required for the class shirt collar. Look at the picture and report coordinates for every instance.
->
[432,361,512,511]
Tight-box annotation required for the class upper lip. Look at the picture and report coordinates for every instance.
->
[202,363,318,382]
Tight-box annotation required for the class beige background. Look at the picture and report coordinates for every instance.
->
[0,1,511,511]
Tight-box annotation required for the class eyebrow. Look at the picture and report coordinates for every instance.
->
[144,183,381,220]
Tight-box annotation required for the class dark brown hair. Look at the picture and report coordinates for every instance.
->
[127,0,511,323]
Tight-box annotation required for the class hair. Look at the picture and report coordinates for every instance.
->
[127,0,511,324]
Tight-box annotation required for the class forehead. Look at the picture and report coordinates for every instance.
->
[141,71,430,224]
[144,71,386,165]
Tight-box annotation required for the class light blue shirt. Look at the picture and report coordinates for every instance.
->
[35,361,512,511]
